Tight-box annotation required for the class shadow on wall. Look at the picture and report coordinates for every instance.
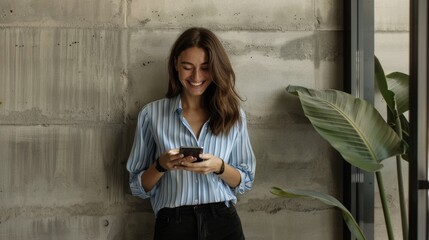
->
[279,31,342,69]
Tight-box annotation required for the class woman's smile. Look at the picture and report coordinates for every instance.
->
[188,81,205,86]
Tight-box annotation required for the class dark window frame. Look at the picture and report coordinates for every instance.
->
[409,0,428,239]
[343,1,375,240]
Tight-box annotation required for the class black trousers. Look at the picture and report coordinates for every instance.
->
[154,202,245,240]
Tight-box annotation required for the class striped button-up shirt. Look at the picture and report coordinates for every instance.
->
[126,95,256,215]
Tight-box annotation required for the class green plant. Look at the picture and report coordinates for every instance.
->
[271,57,409,240]
[375,56,409,240]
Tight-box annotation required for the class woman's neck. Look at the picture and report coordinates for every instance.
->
[181,94,205,110]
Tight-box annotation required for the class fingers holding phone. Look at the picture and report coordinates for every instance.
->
[179,146,204,162]
[177,150,222,175]
[158,149,192,170]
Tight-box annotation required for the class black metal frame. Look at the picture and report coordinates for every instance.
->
[409,0,428,239]
[343,1,375,239]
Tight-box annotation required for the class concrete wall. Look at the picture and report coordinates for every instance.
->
[0,1,344,239]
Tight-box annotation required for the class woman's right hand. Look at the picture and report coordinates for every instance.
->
[158,149,195,171]
[142,148,199,192]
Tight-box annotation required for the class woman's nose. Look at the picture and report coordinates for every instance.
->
[192,69,202,81]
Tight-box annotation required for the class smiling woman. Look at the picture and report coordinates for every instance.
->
[126,27,256,240]
[166,27,243,136]
[175,47,212,98]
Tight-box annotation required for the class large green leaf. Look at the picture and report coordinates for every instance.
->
[375,56,409,131]
[387,109,409,162]
[386,72,409,115]
[375,56,409,161]
[286,85,402,172]
[271,187,366,240]
[375,56,396,113]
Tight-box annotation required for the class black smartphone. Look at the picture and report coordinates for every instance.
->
[179,146,204,162]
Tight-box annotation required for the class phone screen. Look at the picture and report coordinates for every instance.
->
[179,146,204,162]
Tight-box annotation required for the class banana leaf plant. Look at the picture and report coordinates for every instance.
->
[272,58,408,240]
[375,56,409,240]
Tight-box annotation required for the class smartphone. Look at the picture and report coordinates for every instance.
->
[179,146,204,162]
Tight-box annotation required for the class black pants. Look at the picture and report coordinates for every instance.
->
[154,202,245,240]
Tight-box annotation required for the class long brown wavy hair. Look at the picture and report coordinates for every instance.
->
[166,27,243,135]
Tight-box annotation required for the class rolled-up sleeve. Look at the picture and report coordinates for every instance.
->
[229,110,256,195]
[126,108,156,199]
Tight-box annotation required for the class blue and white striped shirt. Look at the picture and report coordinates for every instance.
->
[126,95,256,215]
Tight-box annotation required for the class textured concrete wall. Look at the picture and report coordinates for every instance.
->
[0,1,344,239]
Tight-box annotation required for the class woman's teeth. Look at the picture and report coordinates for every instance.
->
[189,81,203,86]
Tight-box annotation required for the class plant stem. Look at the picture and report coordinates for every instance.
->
[376,171,395,240]
[395,116,408,240]
[396,155,407,240]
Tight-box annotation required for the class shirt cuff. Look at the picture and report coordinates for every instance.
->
[233,168,253,195]
[129,171,152,199]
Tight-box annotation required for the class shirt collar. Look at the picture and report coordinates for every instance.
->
[171,94,183,115]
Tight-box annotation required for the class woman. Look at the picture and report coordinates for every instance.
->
[126,27,256,240]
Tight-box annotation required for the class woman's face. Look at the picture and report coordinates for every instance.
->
[175,47,212,97]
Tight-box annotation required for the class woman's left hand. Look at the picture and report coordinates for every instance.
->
[175,153,223,175]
